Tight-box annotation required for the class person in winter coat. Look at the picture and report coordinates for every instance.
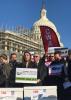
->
[62,49,71,100]
[21,51,35,68]
[9,53,21,87]
[0,54,12,87]
[19,51,36,86]
[34,53,47,86]
[47,51,65,100]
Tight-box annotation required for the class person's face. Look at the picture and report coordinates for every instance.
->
[54,54,61,60]
[0,57,7,64]
[34,54,40,63]
[24,53,31,62]
[11,54,17,61]
[50,54,55,61]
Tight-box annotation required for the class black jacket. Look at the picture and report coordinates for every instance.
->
[67,59,71,81]
[33,56,47,86]
[0,64,6,87]
[9,61,21,87]
[0,63,12,87]
[20,61,36,68]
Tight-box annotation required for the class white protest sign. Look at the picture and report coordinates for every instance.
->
[0,88,23,100]
[24,86,57,100]
[15,68,37,83]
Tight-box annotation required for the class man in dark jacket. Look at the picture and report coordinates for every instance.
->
[9,53,21,87]
[47,51,65,100]
[34,53,47,86]
[9,53,20,68]
[62,50,71,100]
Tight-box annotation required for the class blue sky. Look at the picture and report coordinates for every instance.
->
[0,0,71,48]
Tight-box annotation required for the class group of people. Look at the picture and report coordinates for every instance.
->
[0,51,47,87]
[0,50,71,100]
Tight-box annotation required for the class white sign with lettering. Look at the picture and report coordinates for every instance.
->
[15,68,37,83]
[24,86,57,100]
[0,88,23,100]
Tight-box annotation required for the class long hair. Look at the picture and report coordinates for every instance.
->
[22,51,31,63]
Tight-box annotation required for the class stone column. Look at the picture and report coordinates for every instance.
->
[10,42,13,52]
[15,45,18,53]
[20,46,22,54]
[5,41,7,51]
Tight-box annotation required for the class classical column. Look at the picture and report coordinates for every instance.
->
[15,45,18,53]
[10,42,13,52]
[5,41,7,51]
[20,46,22,54]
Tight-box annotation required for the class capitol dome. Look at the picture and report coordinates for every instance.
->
[33,8,57,33]
[32,6,63,47]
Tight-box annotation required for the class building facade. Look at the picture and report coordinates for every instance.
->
[0,29,41,55]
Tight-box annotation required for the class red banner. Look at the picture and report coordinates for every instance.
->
[40,26,60,53]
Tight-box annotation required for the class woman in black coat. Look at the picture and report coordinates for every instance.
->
[21,51,47,86]
[20,51,37,86]
[21,51,36,68]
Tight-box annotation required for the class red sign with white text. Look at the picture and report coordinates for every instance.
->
[40,26,60,52]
